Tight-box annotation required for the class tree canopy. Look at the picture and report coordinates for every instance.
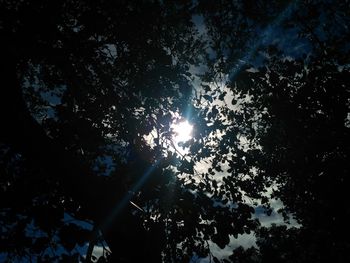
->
[1,0,349,262]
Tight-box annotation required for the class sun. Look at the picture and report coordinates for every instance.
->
[171,120,193,144]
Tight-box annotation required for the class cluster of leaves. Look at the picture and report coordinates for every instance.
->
[1,0,205,261]
[1,0,350,262]
[192,0,350,261]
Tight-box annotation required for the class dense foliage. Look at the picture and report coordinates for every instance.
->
[1,0,349,262]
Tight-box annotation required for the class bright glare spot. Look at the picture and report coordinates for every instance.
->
[171,120,193,144]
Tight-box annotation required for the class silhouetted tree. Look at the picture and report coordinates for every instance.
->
[197,0,350,261]
[0,1,207,262]
[1,0,349,262]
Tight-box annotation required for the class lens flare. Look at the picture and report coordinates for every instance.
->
[171,120,193,144]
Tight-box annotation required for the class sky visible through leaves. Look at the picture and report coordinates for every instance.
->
[0,0,349,262]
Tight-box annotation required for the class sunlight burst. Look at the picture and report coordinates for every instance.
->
[171,120,193,144]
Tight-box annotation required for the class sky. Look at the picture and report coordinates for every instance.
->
[1,1,319,262]
[187,3,309,261]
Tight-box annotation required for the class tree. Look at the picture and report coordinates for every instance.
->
[1,0,349,262]
[0,0,208,261]
[197,0,350,261]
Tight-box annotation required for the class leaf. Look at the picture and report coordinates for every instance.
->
[32,237,49,253]
[179,160,194,174]
[97,256,107,263]
[212,233,230,249]
[212,107,219,117]
[218,91,227,101]
[201,84,211,92]
[203,94,213,103]
[58,223,90,251]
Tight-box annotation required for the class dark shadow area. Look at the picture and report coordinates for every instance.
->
[1,1,349,262]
